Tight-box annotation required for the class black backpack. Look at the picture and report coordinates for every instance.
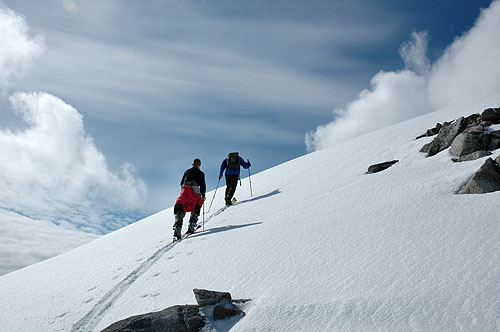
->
[227,152,240,169]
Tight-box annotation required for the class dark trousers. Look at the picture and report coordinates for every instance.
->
[225,174,239,204]
[173,203,199,231]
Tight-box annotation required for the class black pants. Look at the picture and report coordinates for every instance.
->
[173,203,199,230]
[225,174,239,204]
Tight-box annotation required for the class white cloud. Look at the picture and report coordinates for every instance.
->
[305,70,430,151]
[428,0,500,109]
[399,31,431,76]
[0,92,147,218]
[0,91,147,275]
[0,6,44,92]
[0,4,148,276]
[0,208,98,276]
[306,0,500,151]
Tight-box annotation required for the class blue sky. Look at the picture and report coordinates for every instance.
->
[1,0,499,274]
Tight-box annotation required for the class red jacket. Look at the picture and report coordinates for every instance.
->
[175,185,204,213]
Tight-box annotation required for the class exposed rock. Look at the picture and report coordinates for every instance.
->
[481,107,500,124]
[427,117,467,156]
[460,158,500,194]
[416,123,443,139]
[420,143,431,153]
[496,155,500,164]
[449,133,484,157]
[449,129,500,157]
[101,289,249,332]
[193,289,231,307]
[100,305,205,332]
[465,113,481,125]
[452,151,492,162]
[367,160,399,173]
[463,124,485,134]
[485,131,500,150]
[213,304,245,321]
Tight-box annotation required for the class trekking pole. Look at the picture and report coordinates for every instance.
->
[207,178,220,213]
[248,161,253,197]
[202,203,205,232]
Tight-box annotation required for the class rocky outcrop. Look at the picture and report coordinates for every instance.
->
[449,132,484,157]
[101,289,249,332]
[449,130,500,157]
[452,151,492,162]
[367,160,399,173]
[416,107,500,195]
[481,107,500,124]
[415,123,443,139]
[427,117,467,156]
[101,305,205,332]
[460,158,500,194]
[193,288,232,307]
[193,289,246,323]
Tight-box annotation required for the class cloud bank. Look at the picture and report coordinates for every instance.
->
[1,92,147,217]
[0,5,44,92]
[306,0,500,151]
[0,6,147,275]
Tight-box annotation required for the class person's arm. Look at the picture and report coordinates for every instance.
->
[240,157,251,169]
[180,169,188,187]
[219,159,227,178]
[200,172,206,198]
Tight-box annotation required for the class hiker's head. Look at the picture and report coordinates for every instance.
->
[193,158,201,167]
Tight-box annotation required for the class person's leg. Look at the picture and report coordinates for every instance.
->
[173,203,185,239]
[187,209,199,233]
[225,174,238,204]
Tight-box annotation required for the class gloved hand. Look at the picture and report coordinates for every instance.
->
[218,175,222,180]
[247,159,251,166]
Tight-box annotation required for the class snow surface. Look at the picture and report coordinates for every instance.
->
[1,103,500,331]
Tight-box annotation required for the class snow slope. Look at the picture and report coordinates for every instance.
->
[1,102,499,331]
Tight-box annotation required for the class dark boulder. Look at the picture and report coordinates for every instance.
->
[463,124,485,134]
[460,158,500,194]
[464,113,481,129]
[367,160,399,173]
[420,143,431,153]
[193,289,231,307]
[213,304,245,321]
[449,133,484,157]
[481,107,500,124]
[416,123,443,139]
[100,305,205,332]
[485,131,500,150]
[427,117,467,156]
[452,151,492,162]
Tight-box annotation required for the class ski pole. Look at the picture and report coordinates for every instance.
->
[202,203,205,232]
[248,160,253,197]
[208,178,220,213]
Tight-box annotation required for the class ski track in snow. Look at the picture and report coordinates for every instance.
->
[71,206,229,332]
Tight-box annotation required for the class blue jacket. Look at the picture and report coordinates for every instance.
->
[219,156,251,177]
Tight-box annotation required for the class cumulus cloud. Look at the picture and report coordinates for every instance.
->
[0,92,147,275]
[0,4,147,276]
[0,92,147,219]
[429,0,500,109]
[0,6,44,91]
[306,0,500,151]
[305,70,430,151]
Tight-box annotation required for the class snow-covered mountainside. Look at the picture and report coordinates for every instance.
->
[1,103,499,331]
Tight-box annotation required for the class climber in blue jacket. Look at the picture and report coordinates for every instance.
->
[219,152,251,206]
